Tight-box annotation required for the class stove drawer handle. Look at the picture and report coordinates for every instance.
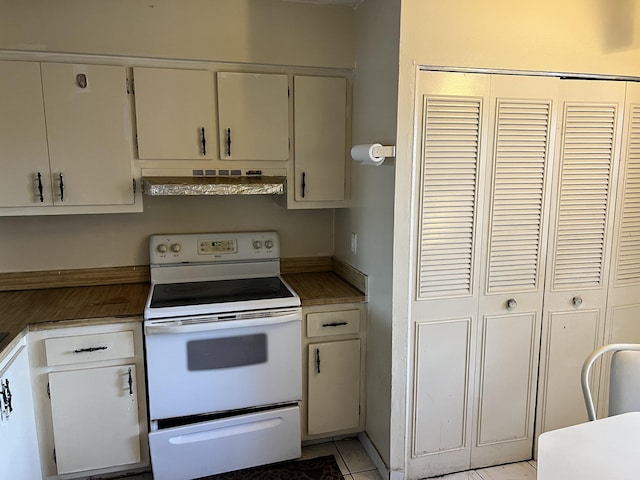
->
[74,346,108,353]
[145,311,301,335]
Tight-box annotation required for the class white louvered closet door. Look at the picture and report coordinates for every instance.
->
[472,75,558,468]
[409,71,491,480]
[536,80,626,435]
[600,82,640,415]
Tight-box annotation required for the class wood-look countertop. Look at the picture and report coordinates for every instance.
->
[281,272,366,306]
[0,272,365,354]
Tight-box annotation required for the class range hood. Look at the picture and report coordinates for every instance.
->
[141,175,286,196]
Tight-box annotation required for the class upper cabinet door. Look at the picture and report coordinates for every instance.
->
[0,61,52,207]
[133,67,215,160]
[217,72,289,161]
[41,63,134,206]
[293,76,347,203]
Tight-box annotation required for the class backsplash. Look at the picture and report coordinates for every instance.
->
[0,195,334,273]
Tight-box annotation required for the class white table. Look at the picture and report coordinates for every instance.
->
[537,411,640,479]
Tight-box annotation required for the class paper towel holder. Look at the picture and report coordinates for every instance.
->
[350,143,396,166]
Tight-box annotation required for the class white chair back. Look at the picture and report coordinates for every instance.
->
[609,350,640,417]
[581,343,640,421]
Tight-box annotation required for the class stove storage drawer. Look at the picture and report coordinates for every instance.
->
[44,330,134,366]
[148,404,301,480]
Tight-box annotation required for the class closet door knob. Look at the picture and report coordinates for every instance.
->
[505,298,518,311]
[572,296,583,307]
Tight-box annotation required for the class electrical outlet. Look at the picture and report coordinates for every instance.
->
[351,232,358,254]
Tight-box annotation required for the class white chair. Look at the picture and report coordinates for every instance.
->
[581,343,640,421]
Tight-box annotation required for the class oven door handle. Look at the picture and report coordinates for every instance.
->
[144,311,301,335]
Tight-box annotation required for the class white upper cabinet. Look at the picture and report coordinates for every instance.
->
[291,76,348,206]
[133,67,215,160]
[0,61,51,207]
[0,61,139,215]
[41,63,135,207]
[217,72,289,161]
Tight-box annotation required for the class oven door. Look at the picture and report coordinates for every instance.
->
[144,308,302,420]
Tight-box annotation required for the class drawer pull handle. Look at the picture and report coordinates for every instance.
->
[322,322,348,327]
[73,346,108,353]
[128,368,133,396]
[315,348,321,374]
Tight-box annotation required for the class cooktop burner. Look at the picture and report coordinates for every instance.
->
[149,277,295,309]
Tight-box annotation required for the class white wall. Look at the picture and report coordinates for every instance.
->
[335,0,400,470]
[0,0,354,69]
[0,196,334,272]
[0,0,355,273]
[394,1,640,478]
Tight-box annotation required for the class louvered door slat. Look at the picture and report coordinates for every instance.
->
[418,97,482,298]
[486,100,551,292]
[552,103,617,288]
[616,105,640,283]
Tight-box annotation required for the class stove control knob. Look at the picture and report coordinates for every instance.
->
[157,244,168,254]
[253,240,263,250]
[264,239,274,249]
[170,243,182,253]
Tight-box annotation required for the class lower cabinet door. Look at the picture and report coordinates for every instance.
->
[49,364,141,474]
[0,342,42,479]
[307,339,360,435]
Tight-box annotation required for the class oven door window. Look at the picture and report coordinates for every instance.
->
[187,334,267,370]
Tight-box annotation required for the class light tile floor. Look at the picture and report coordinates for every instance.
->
[429,460,537,480]
[302,437,384,480]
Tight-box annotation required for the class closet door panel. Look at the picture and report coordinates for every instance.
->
[601,83,640,415]
[408,71,490,479]
[473,75,558,467]
[537,80,626,435]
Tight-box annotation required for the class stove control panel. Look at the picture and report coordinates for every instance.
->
[149,231,280,265]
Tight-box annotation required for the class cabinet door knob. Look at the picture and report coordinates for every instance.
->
[58,173,65,202]
[315,347,321,374]
[302,172,306,198]
[505,298,518,311]
[226,128,232,157]
[200,127,207,156]
[572,296,583,307]
[37,172,44,203]
[128,368,133,396]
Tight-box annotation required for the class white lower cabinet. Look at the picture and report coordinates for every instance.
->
[308,339,360,435]
[0,336,42,479]
[48,364,141,474]
[303,304,365,439]
[29,321,149,479]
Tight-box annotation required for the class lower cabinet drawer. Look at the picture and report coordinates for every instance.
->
[148,405,301,480]
[307,309,360,338]
[45,330,134,366]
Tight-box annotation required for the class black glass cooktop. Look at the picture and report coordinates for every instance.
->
[149,276,294,309]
